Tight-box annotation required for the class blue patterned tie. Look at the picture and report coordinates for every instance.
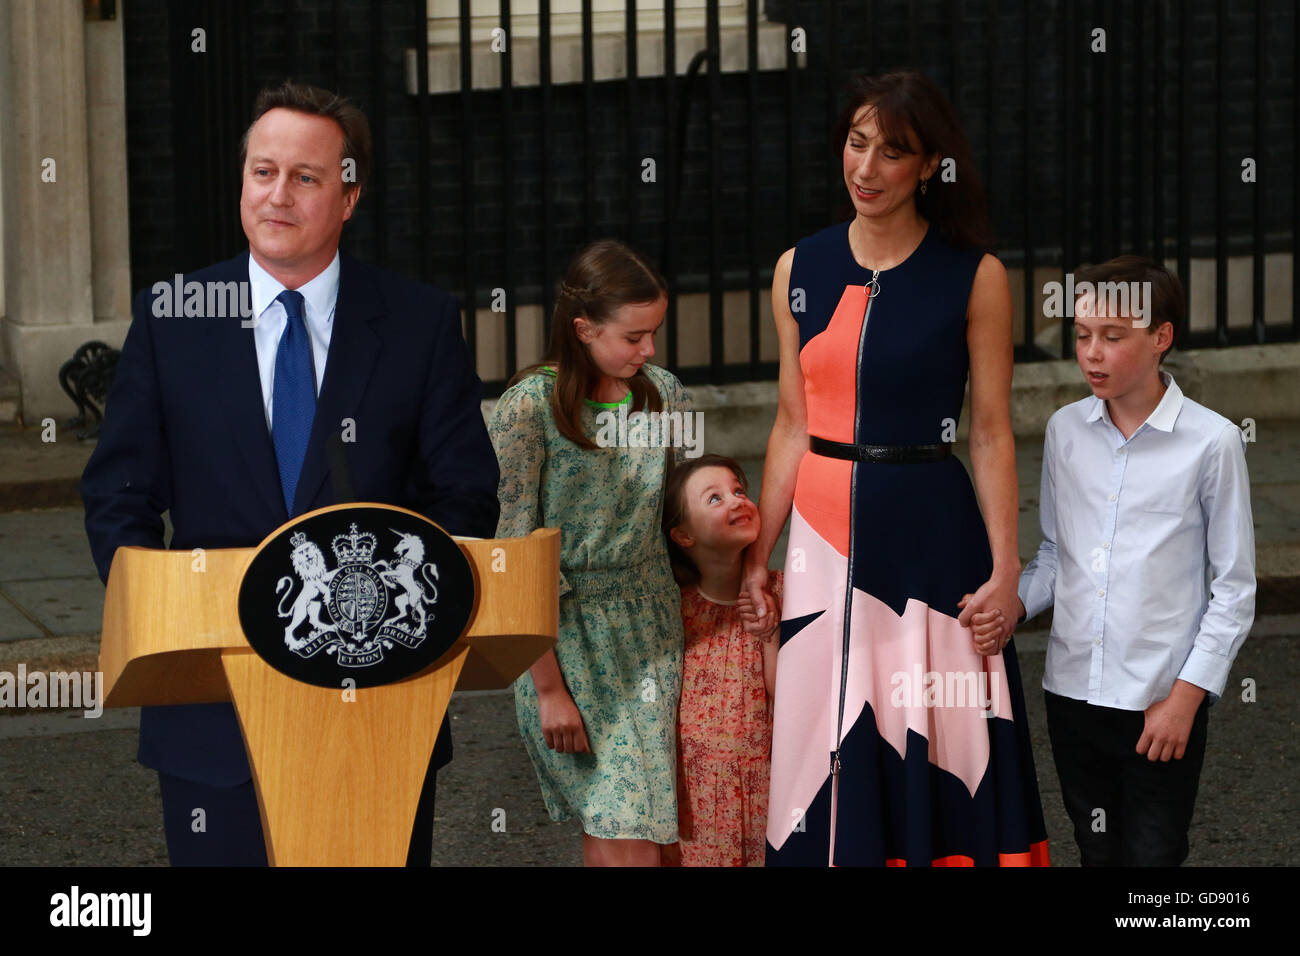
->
[272,290,316,513]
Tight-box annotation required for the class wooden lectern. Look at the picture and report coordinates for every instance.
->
[98,504,558,866]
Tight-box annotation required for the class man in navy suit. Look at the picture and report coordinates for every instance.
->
[82,81,499,865]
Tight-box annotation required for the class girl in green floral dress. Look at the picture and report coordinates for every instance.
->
[488,239,693,867]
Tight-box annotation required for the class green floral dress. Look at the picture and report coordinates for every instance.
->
[488,363,692,842]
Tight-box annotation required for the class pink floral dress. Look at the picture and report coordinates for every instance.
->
[665,572,783,866]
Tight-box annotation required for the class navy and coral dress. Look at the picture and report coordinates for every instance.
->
[765,221,1050,867]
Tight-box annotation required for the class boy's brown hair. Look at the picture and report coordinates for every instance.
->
[662,453,750,587]
[1073,255,1186,364]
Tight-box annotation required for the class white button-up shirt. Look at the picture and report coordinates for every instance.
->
[1018,372,1256,711]
[247,251,340,430]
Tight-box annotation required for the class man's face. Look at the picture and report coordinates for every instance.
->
[240,108,359,284]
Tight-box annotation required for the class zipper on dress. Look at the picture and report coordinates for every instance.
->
[828,270,877,861]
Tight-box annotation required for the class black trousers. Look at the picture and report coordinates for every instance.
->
[159,734,445,867]
[1044,690,1209,867]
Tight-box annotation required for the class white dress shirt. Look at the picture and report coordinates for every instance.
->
[1018,371,1256,710]
[247,251,340,430]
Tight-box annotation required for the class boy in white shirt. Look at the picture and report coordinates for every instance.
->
[971,256,1255,866]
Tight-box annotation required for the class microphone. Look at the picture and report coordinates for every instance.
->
[327,432,356,503]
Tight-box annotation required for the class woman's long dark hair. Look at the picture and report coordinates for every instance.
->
[510,239,666,449]
[831,69,994,252]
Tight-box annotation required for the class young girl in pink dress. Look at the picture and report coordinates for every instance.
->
[660,454,782,866]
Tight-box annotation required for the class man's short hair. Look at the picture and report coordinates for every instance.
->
[1073,255,1186,364]
[238,80,371,195]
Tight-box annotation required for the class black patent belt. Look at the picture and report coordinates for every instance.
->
[809,435,952,463]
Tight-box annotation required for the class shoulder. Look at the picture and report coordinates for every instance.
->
[131,253,251,332]
[795,221,850,253]
[965,252,1010,323]
[1174,392,1236,433]
[642,363,688,399]
[491,370,552,421]
[1175,396,1246,458]
[641,362,679,387]
[921,229,988,290]
[134,252,249,309]
[790,222,850,270]
[774,247,796,282]
[784,223,866,326]
[187,252,250,284]
[1044,398,1094,443]
[971,252,1008,286]
[771,247,797,306]
[341,253,459,316]
[1049,397,1089,423]
[500,369,553,403]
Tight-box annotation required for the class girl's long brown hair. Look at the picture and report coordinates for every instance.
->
[510,239,666,448]
[662,454,750,587]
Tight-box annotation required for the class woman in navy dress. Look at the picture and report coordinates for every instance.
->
[740,69,1049,866]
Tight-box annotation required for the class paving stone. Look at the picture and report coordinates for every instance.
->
[1,577,104,637]
[0,594,43,642]
[0,509,98,582]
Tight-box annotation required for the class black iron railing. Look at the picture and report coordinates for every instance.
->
[128,0,1299,397]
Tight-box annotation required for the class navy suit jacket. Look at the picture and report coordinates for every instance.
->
[82,251,500,786]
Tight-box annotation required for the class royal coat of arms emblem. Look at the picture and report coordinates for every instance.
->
[278,523,441,668]
[238,505,475,688]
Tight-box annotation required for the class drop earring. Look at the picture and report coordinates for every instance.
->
[920,178,928,196]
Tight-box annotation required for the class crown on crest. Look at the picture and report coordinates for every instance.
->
[289,531,308,549]
[332,523,377,564]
